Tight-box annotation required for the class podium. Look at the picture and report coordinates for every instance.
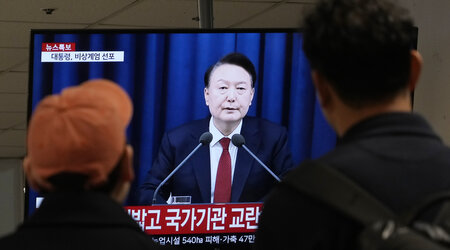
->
[125,202,262,247]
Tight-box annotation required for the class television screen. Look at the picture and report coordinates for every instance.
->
[28,29,336,214]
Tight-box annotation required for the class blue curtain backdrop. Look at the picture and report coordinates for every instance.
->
[29,31,336,212]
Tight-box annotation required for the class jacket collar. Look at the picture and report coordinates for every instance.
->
[22,192,141,231]
[340,112,441,145]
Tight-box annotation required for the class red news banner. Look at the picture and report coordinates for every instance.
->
[42,42,76,52]
[125,203,262,246]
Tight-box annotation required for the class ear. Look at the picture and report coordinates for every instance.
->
[109,145,134,203]
[204,87,209,106]
[249,87,255,106]
[23,157,40,192]
[408,50,423,91]
[120,145,134,182]
[312,70,332,109]
[23,157,53,192]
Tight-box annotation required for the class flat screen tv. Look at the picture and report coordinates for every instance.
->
[28,29,336,214]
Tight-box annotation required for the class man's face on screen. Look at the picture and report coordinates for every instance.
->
[204,64,254,126]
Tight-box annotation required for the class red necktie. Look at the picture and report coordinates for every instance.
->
[214,137,231,203]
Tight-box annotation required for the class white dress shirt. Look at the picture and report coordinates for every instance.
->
[209,117,242,203]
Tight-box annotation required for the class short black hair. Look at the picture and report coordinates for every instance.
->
[302,0,415,108]
[204,52,257,88]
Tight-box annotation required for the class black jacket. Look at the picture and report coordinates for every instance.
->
[0,191,167,250]
[255,112,450,250]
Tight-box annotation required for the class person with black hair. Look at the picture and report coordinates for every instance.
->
[0,79,167,250]
[256,0,450,250]
[140,52,294,204]
[255,0,450,249]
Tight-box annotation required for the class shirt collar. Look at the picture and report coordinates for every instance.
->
[209,117,243,146]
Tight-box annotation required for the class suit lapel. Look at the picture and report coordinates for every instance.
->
[190,118,212,203]
[231,117,260,202]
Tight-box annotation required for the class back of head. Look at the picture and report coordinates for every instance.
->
[204,52,257,88]
[302,0,415,108]
[25,79,133,193]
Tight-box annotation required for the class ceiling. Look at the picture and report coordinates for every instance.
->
[0,0,316,158]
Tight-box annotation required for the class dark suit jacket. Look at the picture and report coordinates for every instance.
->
[139,116,294,204]
[255,112,450,250]
[0,192,167,250]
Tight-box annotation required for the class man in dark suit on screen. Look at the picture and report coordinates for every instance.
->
[139,53,294,204]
